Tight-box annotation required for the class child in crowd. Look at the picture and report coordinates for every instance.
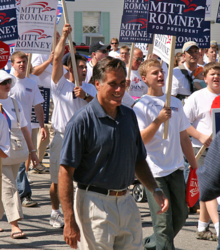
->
[184,62,220,241]
[134,59,198,250]
[193,66,206,90]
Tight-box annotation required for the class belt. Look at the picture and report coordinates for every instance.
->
[78,184,128,197]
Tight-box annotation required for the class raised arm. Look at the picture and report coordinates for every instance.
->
[32,52,54,76]
[52,24,72,84]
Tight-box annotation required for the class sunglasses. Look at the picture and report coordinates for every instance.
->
[111,43,118,45]
[0,79,12,85]
[99,49,108,54]
[134,57,143,62]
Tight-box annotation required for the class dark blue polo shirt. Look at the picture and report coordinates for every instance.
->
[60,96,147,190]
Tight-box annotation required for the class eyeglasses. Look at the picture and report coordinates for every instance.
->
[99,49,108,54]
[0,79,12,85]
[133,57,143,62]
[111,43,118,45]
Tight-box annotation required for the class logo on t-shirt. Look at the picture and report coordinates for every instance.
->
[26,88,32,92]
[132,77,140,84]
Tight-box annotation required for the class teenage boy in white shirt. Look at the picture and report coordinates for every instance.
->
[184,62,220,241]
[10,51,46,207]
[109,38,120,58]
[134,59,198,250]
[49,23,97,228]
[127,47,148,100]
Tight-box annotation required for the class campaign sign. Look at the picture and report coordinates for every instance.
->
[153,34,171,65]
[216,2,220,24]
[135,43,148,55]
[175,21,210,49]
[123,0,149,16]
[119,15,153,43]
[18,0,58,27]
[0,0,15,5]
[0,9,18,42]
[205,0,212,19]
[31,87,50,124]
[15,26,53,54]
[0,40,10,68]
[147,0,206,37]
[57,1,63,25]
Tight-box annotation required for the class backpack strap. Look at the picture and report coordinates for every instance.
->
[11,97,21,128]
[178,64,195,93]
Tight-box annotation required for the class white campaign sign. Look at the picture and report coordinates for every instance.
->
[153,34,171,65]
[135,43,148,55]
[18,0,57,27]
[205,0,212,19]
[15,26,54,54]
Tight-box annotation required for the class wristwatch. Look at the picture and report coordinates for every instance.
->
[84,92,90,100]
[153,188,163,196]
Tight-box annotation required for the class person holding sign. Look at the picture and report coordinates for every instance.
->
[184,62,220,241]
[134,59,198,250]
[127,47,148,100]
[171,41,200,101]
[49,23,97,228]
[58,56,168,250]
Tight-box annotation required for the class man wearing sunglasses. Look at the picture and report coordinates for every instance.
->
[109,38,120,59]
[85,41,111,83]
[127,47,148,100]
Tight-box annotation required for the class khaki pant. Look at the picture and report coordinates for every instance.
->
[0,164,23,223]
[74,188,143,250]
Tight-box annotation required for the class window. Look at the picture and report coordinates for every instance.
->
[83,12,100,34]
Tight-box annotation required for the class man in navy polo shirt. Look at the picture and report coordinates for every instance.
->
[58,57,169,250]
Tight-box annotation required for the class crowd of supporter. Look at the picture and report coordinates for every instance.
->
[0,23,220,250]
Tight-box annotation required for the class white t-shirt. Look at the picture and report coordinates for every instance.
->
[162,61,168,94]
[122,92,135,107]
[134,94,190,177]
[171,62,193,96]
[51,76,97,133]
[109,49,120,59]
[0,97,27,129]
[85,61,93,83]
[184,88,220,148]
[0,113,10,157]
[127,68,148,99]
[9,77,44,134]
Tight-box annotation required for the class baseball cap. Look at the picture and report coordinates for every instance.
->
[182,41,199,53]
[0,70,16,88]
[89,41,111,54]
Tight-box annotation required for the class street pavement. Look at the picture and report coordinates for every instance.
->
[0,159,218,249]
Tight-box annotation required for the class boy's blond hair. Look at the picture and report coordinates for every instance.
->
[11,51,28,63]
[203,62,220,77]
[139,59,161,77]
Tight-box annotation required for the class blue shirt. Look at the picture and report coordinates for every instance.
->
[60,96,147,190]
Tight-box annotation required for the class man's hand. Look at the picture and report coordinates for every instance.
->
[47,51,54,64]
[125,79,131,88]
[40,127,47,141]
[74,87,86,99]
[30,152,39,168]
[153,190,169,214]
[198,134,212,148]
[64,219,80,249]
[156,106,171,123]
[62,23,72,39]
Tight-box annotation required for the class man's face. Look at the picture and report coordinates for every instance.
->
[205,68,220,94]
[120,49,129,63]
[76,60,87,82]
[142,65,164,89]
[184,46,199,65]
[12,57,27,75]
[111,40,119,50]
[96,68,126,110]
[206,48,217,62]
[94,49,109,62]
[132,49,143,70]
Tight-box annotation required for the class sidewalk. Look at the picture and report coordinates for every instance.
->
[0,169,218,250]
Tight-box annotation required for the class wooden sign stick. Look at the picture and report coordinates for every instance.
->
[26,53,32,78]
[0,104,3,201]
[147,34,155,59]
[163,36,176,139]
[61,0,79,87]
[127,43,135,81]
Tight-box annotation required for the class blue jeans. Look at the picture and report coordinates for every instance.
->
[145,170,188,250]
[15,162,32,200]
